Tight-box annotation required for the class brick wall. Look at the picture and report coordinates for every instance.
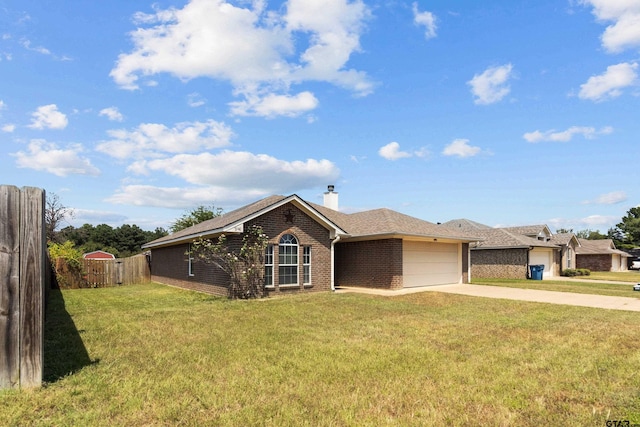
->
[252,203,332,295]
[149,202,333,297]
[462,242,469,283]
[471,248,528,279]
[150,243,230,296]
[335,238,403,289]
[576,254,612,272]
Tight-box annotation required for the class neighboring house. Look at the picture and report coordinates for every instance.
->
[142,188,482,297]
[575,239,630,272]
[441,220,562,279]
[549,233,580,271]
[83,250,116,260]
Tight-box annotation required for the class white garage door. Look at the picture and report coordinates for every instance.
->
[403,241,460,287]
[529,249,554,278]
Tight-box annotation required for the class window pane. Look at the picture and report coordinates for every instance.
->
[303,246,311,284]
[279,266,297,285]
[265,245,274,286]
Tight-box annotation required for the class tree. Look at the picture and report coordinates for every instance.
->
[555,228,573,234]
[190,225,269,299]
[614,207,640,248]
[171,205,223,233]
[574,229,607,240]
[45,192,74,243]
[48,240,84,288]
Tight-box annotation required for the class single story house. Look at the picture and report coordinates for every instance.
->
[441,220,565,279]
[549,233,580,271]
[575,239,630,272]
[142,187,482,297]
[83,250,116,260]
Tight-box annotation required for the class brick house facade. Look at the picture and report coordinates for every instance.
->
[471,248,528,279]
[335,239,404,289]
[575,239,629,272]
[143,192,481,297]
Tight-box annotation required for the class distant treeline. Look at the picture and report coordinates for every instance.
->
[55,223,168,258]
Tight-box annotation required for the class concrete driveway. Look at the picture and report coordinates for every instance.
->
[336,283,640,312]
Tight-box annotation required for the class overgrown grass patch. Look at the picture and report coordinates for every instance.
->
[1,283,639,426]
[472,278,640,298]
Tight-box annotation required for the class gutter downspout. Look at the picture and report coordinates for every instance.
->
[330,235,341,291]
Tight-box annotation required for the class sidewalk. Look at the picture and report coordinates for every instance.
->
[335,283,640,312]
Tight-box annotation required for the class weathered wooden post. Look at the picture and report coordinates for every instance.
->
[0,185,20,389]
[0,185,45,389]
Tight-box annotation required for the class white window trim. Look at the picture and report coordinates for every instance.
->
[278,234,299,286]
[188,244,195,277]
[265,244,274,287]
[303,246,311,285]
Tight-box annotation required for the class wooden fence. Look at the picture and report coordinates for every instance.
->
[54,254,151,289]
[0,185,46,389]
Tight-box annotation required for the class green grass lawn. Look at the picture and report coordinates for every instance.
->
[472,278,640,298]
[1,283,640,426]
[588,271,640,283]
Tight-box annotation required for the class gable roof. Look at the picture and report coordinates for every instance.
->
[549,232,580,247]
[441,218,493,231]
[465,228,560,250]
[575,239,630,257]
[143,194,347,249]
[311,204,483,242]
[500,224,552,239]
[144,194,484,249]
[440,219,560,250]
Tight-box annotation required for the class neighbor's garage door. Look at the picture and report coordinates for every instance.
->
[529,248,554,278]
[403,241,460,287]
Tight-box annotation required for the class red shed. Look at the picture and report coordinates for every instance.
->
[83,250,116,260]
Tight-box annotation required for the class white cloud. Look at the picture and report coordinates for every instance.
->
[378,142,429,161]
[108,150,340,208]
[582,0,640,53]
[106,185,268,209]
[0,100,5,110]
[442,139,481,158]
[412,3,437,39]
[110,0,373,117]
[12,139,100,177]
[96,120,234,159]
[71,208,128,225]
[20,39,51,56]
[187,92,206,107]
[129,150,340,189]
[99,107,124,122]
[20,38,71,61]
[578,62,638,101]
[523,125,613,143]
[583,191,627,205]
[580,214,619,227]
[379,142,411,160]
[2,124,16,133]
[229,91,319,118]
[547,214,619,231]
[28,104,68,130]
[467,64,514,105]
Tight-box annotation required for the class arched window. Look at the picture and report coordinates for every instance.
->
[279,234,298,285]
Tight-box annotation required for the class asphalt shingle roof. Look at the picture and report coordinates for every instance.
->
[441,219,559,250]
[144,195,484,248]
[575,239,630,256]
[311,204,482,240]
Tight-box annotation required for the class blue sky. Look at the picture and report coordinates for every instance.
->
[1,0,639,233]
